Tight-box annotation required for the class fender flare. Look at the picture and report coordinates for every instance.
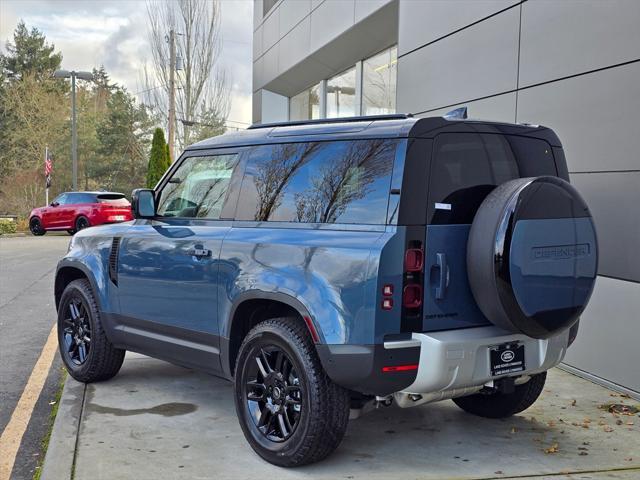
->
[55,257,123,344]
[220,290,324,379]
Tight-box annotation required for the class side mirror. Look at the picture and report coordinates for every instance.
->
[50,202,59,207]
[131,189,156,219]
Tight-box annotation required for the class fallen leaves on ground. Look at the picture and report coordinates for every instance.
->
[544,443,559,454]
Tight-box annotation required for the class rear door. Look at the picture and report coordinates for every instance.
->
[423,133,558,332]
[58,192,80,228]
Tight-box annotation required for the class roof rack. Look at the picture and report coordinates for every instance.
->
[247,113,413,130]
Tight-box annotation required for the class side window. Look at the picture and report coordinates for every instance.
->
[156,154,239,219]
[428,133,556,224]
[54,194,68,205]
[236,140,396,224]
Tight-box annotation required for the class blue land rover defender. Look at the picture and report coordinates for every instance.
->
[55,114,598,466]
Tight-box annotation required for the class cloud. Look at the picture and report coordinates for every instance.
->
[0,0,254,125]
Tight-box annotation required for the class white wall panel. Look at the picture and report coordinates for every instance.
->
[517,61,640,172]
[411,92,516,123]
[519,0,640,86]
[310,0,355,52]
[564,276,640,394]
[278,17,312,74]
[397,6,519,113]
[280,0,311,36]
[355,0,392,22]
[398,0,517,55]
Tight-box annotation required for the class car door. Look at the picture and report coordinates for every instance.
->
[44,193,67,228]
[57,192,78,229]
[116,149,244,372]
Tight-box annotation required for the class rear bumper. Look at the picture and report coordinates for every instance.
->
[316,343,420,396]
[317,326,569,397]
[395,326,569,394]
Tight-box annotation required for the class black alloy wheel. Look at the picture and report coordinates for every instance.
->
[75,216,90,232]
[234,317,350,467]
[29,217,46,236]
[244,345,302,442]
[61,297,92,365]
[57,279,125,382]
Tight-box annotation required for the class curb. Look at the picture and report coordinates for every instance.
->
[40,377,86,480]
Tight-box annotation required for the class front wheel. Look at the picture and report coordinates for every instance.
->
[452,372,547,418]
[29,217,46,236]
[234,317,350,467]
[57,279,125,382]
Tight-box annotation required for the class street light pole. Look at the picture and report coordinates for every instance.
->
[54,69,93,191]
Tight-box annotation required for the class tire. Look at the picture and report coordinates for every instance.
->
[467,176,597,339]
[234,317,350,467]
[29,217,46,236]
[57,279,125,382]
[452,372,547,419]
[75,216,90,232]
[67,229,76,235]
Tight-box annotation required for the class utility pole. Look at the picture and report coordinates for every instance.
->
[71,73,77,190]
[168,29,176,163]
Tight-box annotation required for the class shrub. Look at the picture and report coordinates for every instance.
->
[0,219,17,235]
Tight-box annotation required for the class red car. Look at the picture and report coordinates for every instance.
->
[29,191,133,235]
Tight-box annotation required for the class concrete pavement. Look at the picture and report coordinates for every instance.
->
[43,353,640,480]
[0,234,69,479]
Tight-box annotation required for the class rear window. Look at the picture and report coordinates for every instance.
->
[235,139,397,225]
[428,133,557,224]
[97,194,128,204]
[67,193,96,204]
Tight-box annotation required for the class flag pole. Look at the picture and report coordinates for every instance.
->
[45,146,49,205]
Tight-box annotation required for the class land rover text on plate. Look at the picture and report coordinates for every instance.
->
[55,114,598,466]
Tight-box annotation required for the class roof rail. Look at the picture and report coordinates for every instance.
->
[247,113,413,130]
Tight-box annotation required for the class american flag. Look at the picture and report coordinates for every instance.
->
[44,149,53,175]
[45,148,52,188]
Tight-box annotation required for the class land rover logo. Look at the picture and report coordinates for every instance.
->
[501,350,515,363]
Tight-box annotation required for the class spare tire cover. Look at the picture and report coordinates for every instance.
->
[467,176,598,339]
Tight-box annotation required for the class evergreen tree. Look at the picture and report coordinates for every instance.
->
[147,128,169,188]
[0,21,62,80]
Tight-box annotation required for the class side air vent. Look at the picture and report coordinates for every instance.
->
[109,237,121,286]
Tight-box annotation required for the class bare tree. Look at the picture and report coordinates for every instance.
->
[144,0,230,150]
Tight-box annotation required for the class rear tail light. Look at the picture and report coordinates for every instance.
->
[381,298,393,310]
[403,284,422,308]
[404,248,424,272]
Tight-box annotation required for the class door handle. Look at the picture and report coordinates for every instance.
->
[187,246,212,258]
[435,252,449,300]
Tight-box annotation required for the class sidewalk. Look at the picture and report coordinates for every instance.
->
[41,353,640,480]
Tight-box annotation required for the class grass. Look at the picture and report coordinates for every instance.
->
[33,368,67,480]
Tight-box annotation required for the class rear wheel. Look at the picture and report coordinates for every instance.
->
[75,216,90,232]
[234,317,350,467]
[58,279,125,382]
[452,372,547,419]
[29,217,46,236]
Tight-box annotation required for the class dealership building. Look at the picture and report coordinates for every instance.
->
[251,0,640,396]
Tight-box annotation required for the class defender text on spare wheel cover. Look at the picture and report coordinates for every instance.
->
[467,176,598,339]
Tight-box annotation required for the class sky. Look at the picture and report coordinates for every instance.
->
[0,0,254,128]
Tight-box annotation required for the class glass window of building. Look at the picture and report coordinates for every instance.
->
[362,46,397,115]
[289,83,321,121]
[326,67,356,118]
